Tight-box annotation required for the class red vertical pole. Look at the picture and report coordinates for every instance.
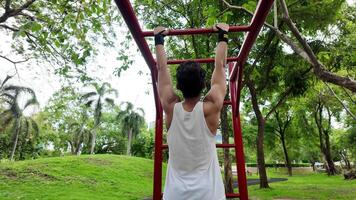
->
[229,63,248,200]
[153,113,163,200]
[112,1,164,199]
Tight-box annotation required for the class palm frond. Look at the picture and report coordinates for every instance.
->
[104,98,115,107]
[0,75,13,88]
[29,118,39,137]
[0,111,14,132]
[1,92,15,102]
[4,86,36,98]
[107,88,118,97]
[81,92,97,101]
[84,100,95,107]
[24,97,39,110]
[136,108,145,116]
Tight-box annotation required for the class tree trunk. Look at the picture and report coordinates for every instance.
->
[75,125,84,156]
[69,141,75,155]
[323,130,337,175]
[340,150,351,170]
[90,130,96,154]
[76,143,82,156]
[248,82,269,188]
[127,128,132,156]
[314,103,337,175]
[311,160,316,172]
[256,118,269,188]
[10,120,20,161]
[221,106,233,193]
[281,134,292,176]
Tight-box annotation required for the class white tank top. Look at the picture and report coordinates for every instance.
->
[163,101,226,200]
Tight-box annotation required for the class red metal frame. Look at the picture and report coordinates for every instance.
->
[167,57,238,65]
[114,0,274,199]
[142,25,251,37]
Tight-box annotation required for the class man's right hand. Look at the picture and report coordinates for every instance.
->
[213,23,229,32]
[154,26,169,35]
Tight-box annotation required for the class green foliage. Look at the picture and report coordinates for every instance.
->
[0,0,121,81]
[131,129,155,159]
[246,163,310,167]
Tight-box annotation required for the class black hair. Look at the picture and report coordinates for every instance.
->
[176,61,206,98]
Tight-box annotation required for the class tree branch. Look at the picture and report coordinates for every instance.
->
[0,55,29,64]
[5,0,11,12]
[265,87,292,120]
[0,24,19,31]
[222,0,356,92]
[222,0,254,15]
[221,0,313,65]
[0,0,36,23]
[265,66,313,119]
[278,0,356,92]
[341,87,356,104]
[324,82,356,120]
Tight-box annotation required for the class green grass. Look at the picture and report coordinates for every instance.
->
[0,155,355,200]
[248,170,356,200]
[0,155,166,200]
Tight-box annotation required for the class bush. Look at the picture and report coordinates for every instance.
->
[344,168,356,180]
[246,163,311,167]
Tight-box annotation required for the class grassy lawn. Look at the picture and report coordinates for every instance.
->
[0,155,355,200]
[0,155,166,200]
[248,171,356,200]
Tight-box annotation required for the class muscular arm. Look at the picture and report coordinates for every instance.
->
[204,23,228,134]
[154,27,179,128]
[207,41,228,108]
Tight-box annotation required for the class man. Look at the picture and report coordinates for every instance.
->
[154,23,229,200]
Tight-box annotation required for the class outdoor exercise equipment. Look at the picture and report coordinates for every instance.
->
[114,0,275,199]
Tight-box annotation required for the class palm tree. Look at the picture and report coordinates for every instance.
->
[0,75,13,94]
[81,82,117,154]
[67,110,90,155]
[117,102,145,156]
[0,86,39,161]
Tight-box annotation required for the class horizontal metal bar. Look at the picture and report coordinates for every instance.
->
[216,144,236,148]
[226,193,240,198]
[142,25,251,37]
[167,57,238,65]
[162,144,236,149]
[223,100,232,105]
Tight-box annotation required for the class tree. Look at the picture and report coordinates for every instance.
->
[117,102,145,156]
[223,0,355,92]
[0,85,39,160]
[272,108,292,176]
[312,90,338,175]
[81,82,117,154]
[0,0,120,80]
[41,86,92,155]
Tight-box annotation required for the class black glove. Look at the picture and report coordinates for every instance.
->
[154,30,166,46]
[216,26,228,43]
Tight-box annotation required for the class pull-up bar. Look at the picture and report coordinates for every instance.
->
[142,25,251,37]
[166,57,239,65]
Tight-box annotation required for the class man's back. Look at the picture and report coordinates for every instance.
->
[163,101,225,200]
[154,23,229,199]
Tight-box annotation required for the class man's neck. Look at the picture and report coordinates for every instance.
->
[182,96,200,111]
